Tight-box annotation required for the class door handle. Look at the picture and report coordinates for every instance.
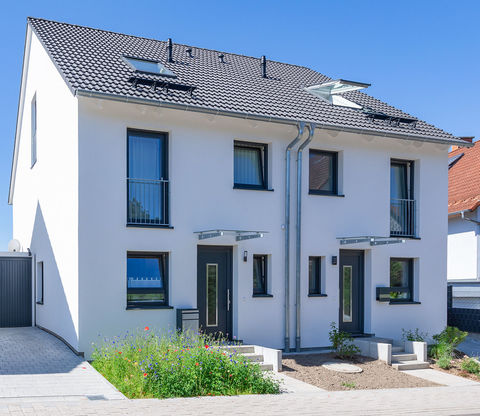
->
[227,289,231,312]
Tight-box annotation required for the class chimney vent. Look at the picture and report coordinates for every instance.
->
[261,55,267,78]
[218,53,225,63]
[460,136,474,143]
[186,48,193,58]
[167,38,173,63]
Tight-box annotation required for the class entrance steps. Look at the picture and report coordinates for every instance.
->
[354,337,429,371]
[220,345,281,372]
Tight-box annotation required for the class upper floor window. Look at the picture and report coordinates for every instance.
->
[309,150,338,195]
[253,254,268,296]
[127,130,169,226]
[390,258,413,302]
[127,252,168,308]
[390,159,416,237]
[31,94,37,167]
[124,56,176,77]
[234,141,268,190]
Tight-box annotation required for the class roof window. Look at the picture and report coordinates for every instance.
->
[305,79,370,109]
[124,56,176,77]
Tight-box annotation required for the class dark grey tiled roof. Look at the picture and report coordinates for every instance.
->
[27,17,462,143]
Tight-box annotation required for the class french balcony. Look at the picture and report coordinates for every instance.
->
[390,198,416,238]
[127,178,169,226]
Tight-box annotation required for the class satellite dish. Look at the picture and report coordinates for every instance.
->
[8,239,21,253]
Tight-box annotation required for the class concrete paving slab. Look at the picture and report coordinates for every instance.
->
[402,368,480,386]
[0,327,124,402]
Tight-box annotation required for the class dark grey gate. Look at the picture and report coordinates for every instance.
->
[0,256,32,327]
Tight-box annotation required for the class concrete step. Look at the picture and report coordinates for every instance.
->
[392,353,417,362]
[392,360,430,370]
[392,346,404,353]
[241,353,263,362]
[220,345,255,354]
[259,363,273,371]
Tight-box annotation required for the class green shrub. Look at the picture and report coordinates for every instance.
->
[429,326,468,359]
[437,355,451,369]
[91,328,280,398]
[461,358,480,375]
[401,328,427,342]
[328,322,360,360]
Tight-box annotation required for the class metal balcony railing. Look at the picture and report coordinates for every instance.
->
[390,198,416,238]
[127,178,169,225]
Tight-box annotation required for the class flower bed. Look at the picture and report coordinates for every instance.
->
[91,327,280,398]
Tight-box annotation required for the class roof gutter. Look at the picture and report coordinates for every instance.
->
[74,89,471,148]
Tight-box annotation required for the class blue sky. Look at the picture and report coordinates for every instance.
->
[0,0,479,250]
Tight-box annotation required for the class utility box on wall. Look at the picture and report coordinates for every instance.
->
[176,309,199,333]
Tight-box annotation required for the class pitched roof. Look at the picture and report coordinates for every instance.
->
[27,17,466,144]
[449,141,480,214]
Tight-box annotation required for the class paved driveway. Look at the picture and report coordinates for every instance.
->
[458,332,480,358]
[0,327,124,402]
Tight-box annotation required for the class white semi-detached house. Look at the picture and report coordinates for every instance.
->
[8,18,471,357]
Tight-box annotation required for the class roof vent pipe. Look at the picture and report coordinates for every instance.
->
[219,53,225,63]
[284,122,305,353]
[295,123,315,352]
[261,55,267,78]
[167,38,173,62]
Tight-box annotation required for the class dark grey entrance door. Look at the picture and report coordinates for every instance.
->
[0,256,32,327]
[339,250,364,334]
[197,246,232,338]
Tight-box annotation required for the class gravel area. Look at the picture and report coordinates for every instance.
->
[282,353,441,391]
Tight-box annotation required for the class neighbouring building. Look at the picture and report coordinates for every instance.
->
[8,18,471,356]
[448,139,480,329]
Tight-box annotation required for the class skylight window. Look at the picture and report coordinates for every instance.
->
[305,79,370,109]
[124,56,176,77]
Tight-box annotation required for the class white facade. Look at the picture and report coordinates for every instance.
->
[11,30,449,356]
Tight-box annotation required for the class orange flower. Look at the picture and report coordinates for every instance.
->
[205,345,209,349]
[138,349,142,352]
[118,351,122,355]
[143,373,147,377]
[144,326,149,331]
[195,362,199,366]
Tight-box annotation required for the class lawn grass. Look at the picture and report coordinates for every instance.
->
[91,327,280,398]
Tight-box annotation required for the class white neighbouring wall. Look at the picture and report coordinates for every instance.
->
[11,30,79,350]
[11,33,449,357]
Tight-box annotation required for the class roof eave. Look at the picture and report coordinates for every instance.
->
[76,88,467,147]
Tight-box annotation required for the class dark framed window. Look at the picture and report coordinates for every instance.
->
[36,261,43,305]
[127,129,169,226]
[390,159,416,237]
[390,160,414,200]
[234,141,268,190]
[31,94,37,167]
[127,253,168,308]
[389,258,413,302]
[309,150,338,195]
[253,255,268,295]
[308,257,321,295]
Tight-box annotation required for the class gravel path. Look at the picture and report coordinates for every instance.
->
[282,353,441,391]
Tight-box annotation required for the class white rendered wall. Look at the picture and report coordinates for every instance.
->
[11,30,79,349]
[76,97,448,355]
[448,215,479,281]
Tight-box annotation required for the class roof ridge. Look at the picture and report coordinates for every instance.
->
[26,16,320,73]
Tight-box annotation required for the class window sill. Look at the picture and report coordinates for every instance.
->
[390,235,420,240]
[308,293,327,297]
[233,185,274,192]
[388,301,421,305]
[252,294,273,298]
[126,224,174,229]
[308,191,345,197]
[126,305,174,310]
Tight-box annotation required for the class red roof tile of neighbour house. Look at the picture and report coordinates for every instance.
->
[449,138,480,214]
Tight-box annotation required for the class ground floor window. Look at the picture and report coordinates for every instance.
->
[390,258,413,302]
[253,254,268,296]
[127,252,168,308]
[36,261,43,304]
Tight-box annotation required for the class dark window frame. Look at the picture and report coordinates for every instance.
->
[390,159,414,200]
[31,93,37,168]
[253,254,268,296]
[127,129,170,227]
[36,261,44,305]
[126,252,169,309]
[308,149,338,195]
[389,257,414,302]
[308,256,322,295]
[234,140,269,190]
